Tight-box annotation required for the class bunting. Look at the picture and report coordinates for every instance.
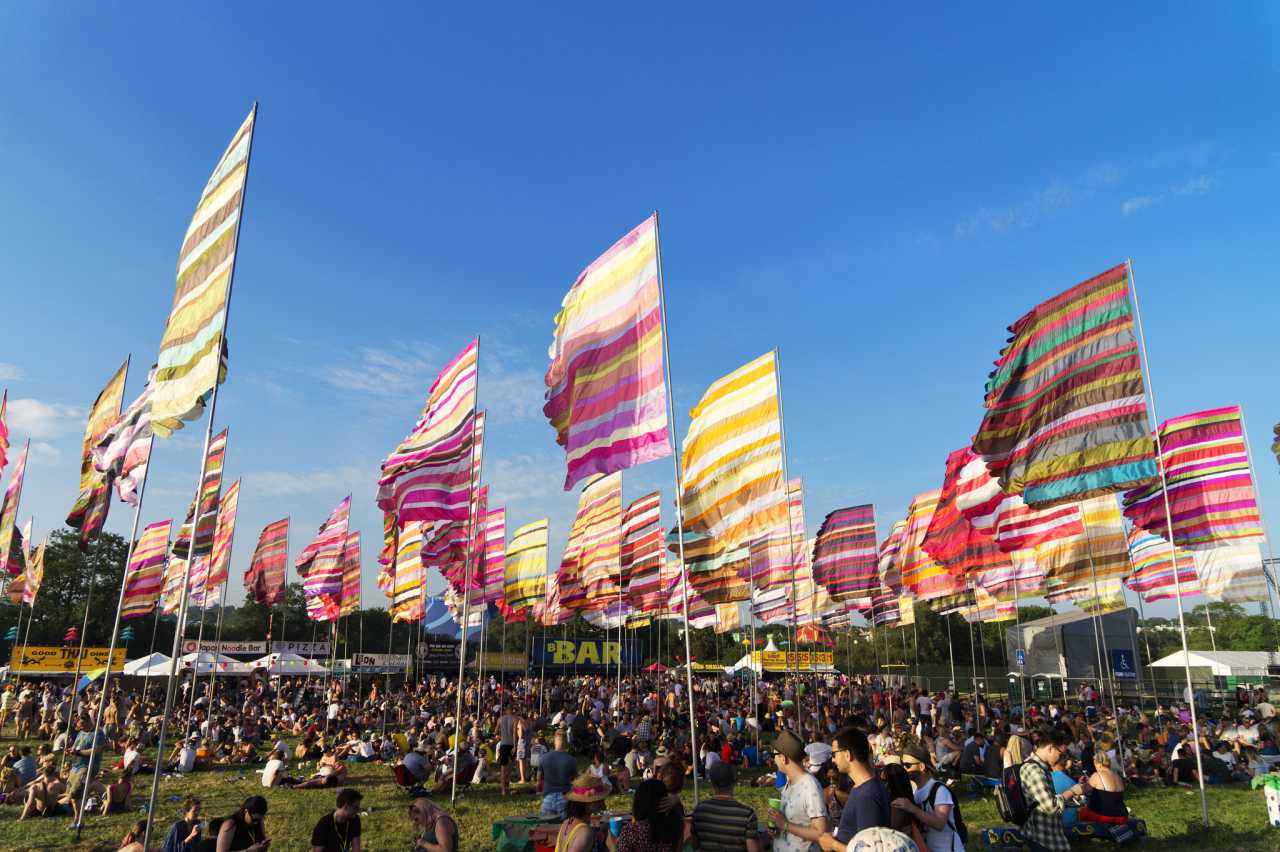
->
[121,520,171,619]
[297,496,351,614]
[151,107,255,437]
[1123,406,1264,548]
[811,504,879,601]
[0,442,29,576]
[973,264,1157,507]
[92,369,155,506]
[66,360,128,548]
[207,478,240,593]
[679,352,786,552]
[544,214,672,490]
[245,518,289,607]
[504,519,548,613]
[172,428,228,558]
[339,533,361,617]
[1125,528,1201,603]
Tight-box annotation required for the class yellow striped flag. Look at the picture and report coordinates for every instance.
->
[504,519,548,613]
[391,522,425,622]
[151,107,255,437]
[66,360,128,548]
[679,352,785,553]
[122,520,171,619]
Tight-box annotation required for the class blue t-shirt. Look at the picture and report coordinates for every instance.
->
[540,750,578,795]
[834,775,891,842]
[1051,770,1078,830]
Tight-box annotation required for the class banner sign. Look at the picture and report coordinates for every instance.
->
[417,639,462,668]
[531,638,640,670]
[182,640,267,655]
[751,650,834,671]
[467,651,526,671]
[1111,648,1138,680]
[270,641,331,656]
[10,646,126,674]
[352,653,410,668]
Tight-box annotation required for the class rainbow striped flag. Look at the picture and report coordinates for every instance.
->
[1192,542,1268,603]
[545,215,671,490]
[1125,528,1200,603]
[1123,406,1263,548]
[1040,496,1130,596]
[973,264,1156,507]
[297,496,351,616]
[66,360,128,549]
[922,449,1013,581]
[0,442,28,576]
[151,107,255,437]
[206,478,240,594]
[339,533,361,617]
[173,428,228,558]
[955,449,1085,553]
[875,519,907,592]
[811,505,879,602]
[504,519,548,612]
[245,518,289,607]
[480,507,506,604]
[679,352,785,553]
[0,390,9,477]
[622,493,664,613]
[391,522,425,623]
[896,490,963,601]
[121,520,171,619]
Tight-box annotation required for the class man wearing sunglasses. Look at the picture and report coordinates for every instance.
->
[889,745,959,852]
[817,728,889,851]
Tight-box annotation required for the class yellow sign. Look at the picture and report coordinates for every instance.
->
[9,646,126,674]
[752,651,834,671]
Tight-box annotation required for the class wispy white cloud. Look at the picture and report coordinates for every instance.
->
[246,463,372,499]
[317,342,443,400]
[1120,175,1217,216]
[27,441,63,465]
[484,451,566,505]
[0,363,23,382]
[7,398,83,439]
[953,164,1120,239]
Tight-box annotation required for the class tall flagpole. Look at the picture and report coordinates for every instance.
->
[773,347,805,741]
[1238,408,1278,670]
[58,567,97,775]
[653,211,700,802]
[187,574,211,722]
[75,434,154,838]
[452,351,483,805]
[205,493,241,720]
[1126,258,1209,827]
[1079,508,1125,763]
[382,522,397,738]
[142,102,258,852]
[277,520,291,718]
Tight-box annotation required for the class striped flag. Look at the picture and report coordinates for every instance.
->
[921,449,1013,578]
[556,473,622,610]
[1123,406,1263,548]
[623,493,665,613]
[297,496,351,616]
[173,428,228,558]
[973,264,1157,507]
[63,626,77,643]
[0,390,8,476]
[0,442,29,576]
[811,505,879,601]
[391,521,425,623]
[206,478,240,594]
[121,520,171,619]
[66,360,128,549]
[504,519,548,613]
[480,507,506,604]
[245,518,289,607]
[1125,528,1201,603]
[151,106,255,437]
[679,352,786,552]
[339,533,361,617]
[896,490,963,601]
[954,450,1085,553]
[1192,542,1268,603]
[1039,496,1130,599]
[545,214,672,491]
[378,340,478,524]
[92,368,155,507]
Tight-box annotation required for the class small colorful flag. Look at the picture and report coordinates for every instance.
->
[121,520,172,620]
[297,496,351,613]
[172,429,228,559]
[63,626,78,643]
[504,519,549,613]
[245,518,289,607]
[66,360,128,549]
[0,442,29,576]
[0,389,9,476]
[3,626,16,641]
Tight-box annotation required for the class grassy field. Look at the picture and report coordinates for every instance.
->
[0,752,1273,850]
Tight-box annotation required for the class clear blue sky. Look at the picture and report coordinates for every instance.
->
[3,5,1278,619]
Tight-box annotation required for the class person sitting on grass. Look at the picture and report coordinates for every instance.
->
[118,818,147,852]
[262,748,302,789]
[213,795,270,852]
[161,795,201,852]
[409,793,459,852]
[167,735,198,774]
[556,771,610,852]
[310,787,363,852]
[99,768,134,815]
[18,763,66,819]
[609,778,685,852]
[1078,751,1129,826]
[295,746,348,789]
[0,767,22,804]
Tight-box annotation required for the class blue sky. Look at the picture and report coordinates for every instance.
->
[2,5,1278,618]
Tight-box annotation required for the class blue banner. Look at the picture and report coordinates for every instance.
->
[531,637,640,670]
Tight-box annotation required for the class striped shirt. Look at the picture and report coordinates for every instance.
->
[691,794,759,852]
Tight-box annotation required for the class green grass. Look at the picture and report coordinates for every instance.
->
[0,751,1273,851]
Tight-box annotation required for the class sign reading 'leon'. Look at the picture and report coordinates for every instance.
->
[9,646,127,673]
[531,638,639,670]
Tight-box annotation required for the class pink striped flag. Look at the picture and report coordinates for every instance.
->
[297,496,351,616]
[121,520,171,619]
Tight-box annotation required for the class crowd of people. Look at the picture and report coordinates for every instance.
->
[0,664,1275,850]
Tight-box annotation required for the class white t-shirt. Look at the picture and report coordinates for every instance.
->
[777,772,826,852]
[262,758,285,787]
[914,779,958,852]
[176,746,196,774]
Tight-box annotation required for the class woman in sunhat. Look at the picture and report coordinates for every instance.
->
[555,770,609,852]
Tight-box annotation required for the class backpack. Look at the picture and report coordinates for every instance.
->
[995,764,1031,825]
[922,780,969,846]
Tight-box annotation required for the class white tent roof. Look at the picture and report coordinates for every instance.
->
[124,652,173,677]
[249,652,328,675]
[1150,650,1273,677]
[180,651,253,675]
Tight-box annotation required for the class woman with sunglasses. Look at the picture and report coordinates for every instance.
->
[215,795,270,852]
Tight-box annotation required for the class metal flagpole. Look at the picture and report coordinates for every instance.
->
[10,604,28,686]
[75,434,155,838]
[141,101,258,852]
[1203,605,1218,653]
[205,491,241,720]
[58,567,96,774]
[966,608,979,706]
[1133,590,1159,707]
[1126,258,1209,827]
[18,571,39,685]
[774,347,808,742]
[141,606,161,703]
[186,578,211,722]
[1237,408,1280,670]
[381,522,396,738]
[277,522,291,718]
[1012,578,1026,722]
[452,353,483,805]
[1078,506,1125,764]
[945,614,957,694]
[653,210,700,802]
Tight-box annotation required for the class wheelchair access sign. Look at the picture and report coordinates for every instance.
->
[1111,648,1138,680]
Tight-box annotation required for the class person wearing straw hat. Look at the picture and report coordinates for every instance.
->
[555,770,608,852]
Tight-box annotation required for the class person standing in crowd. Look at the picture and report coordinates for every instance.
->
[310,788,362,852]
[889,744,959,852]
[691,762,763,852]
[541,730,579,819]
[410,794,459,852]
[818,727,890,851]
[1021,727,1088,852]
[766,730,827,852]
[498,705,518,796]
